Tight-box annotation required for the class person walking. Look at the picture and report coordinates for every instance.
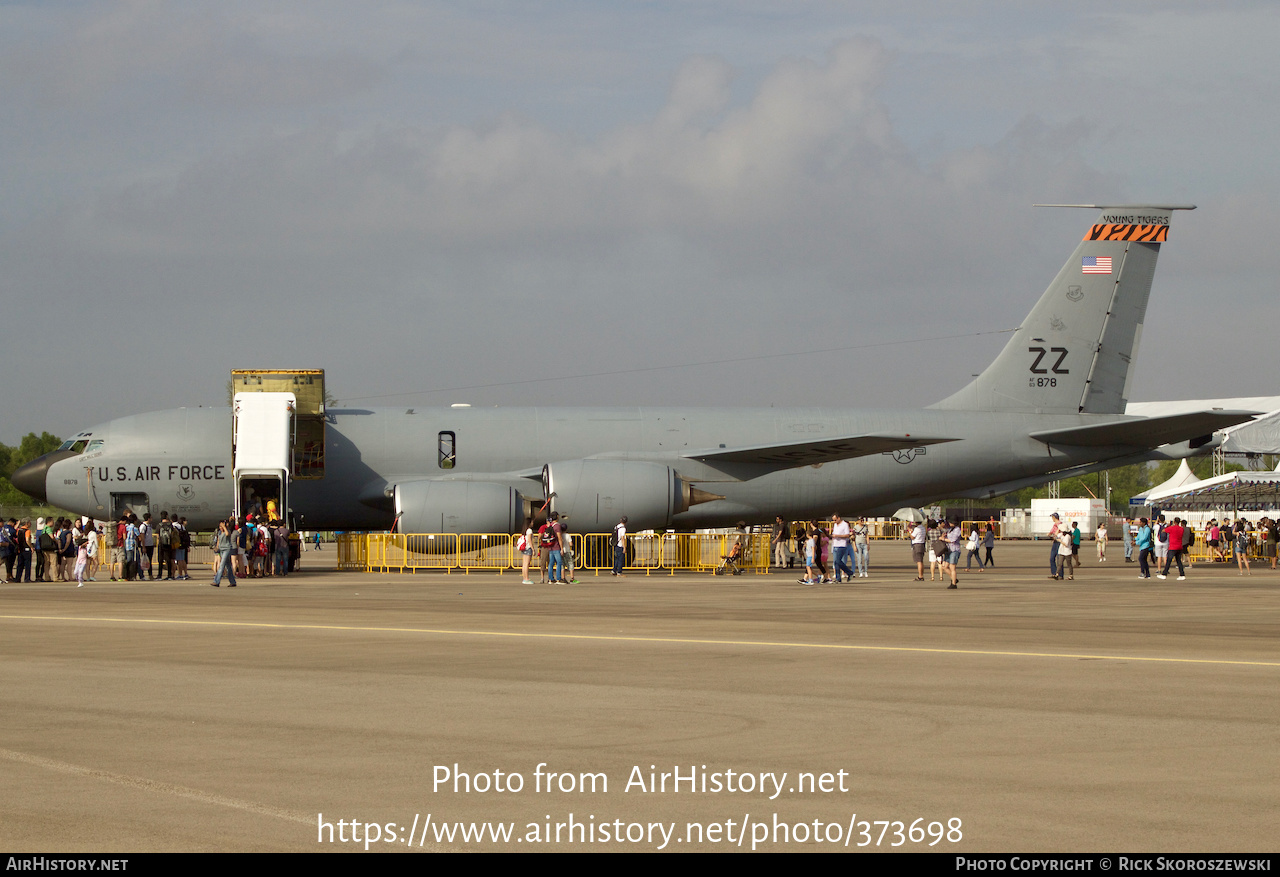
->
[830,513,854,583]
[612,516,628,578]
[1047,513,1062,579]
[964,525,984,572]
[910,519,927,581]
[1057,526,1075,580]
[1136,517,1154,579]
[942,517,962,589]
[852,517,870,578]
[211,519,237,588]
[1157,517,1187,580]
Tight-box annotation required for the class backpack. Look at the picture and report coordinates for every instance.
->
[539,524,558,548]
[1185,528,1195,547]
[158,520,174,547]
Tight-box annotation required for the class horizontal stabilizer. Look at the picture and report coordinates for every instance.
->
[685,434,957,470]
[1030,410,1257,448]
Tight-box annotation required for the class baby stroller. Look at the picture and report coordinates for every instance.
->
[714,537,745,576]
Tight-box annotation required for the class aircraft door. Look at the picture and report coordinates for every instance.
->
[111,492,150,520]
[238,475,288,523]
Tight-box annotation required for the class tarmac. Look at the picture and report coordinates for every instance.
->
[1,541,1277,853]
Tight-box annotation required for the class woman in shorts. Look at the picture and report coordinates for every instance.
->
[518,517,535,584]
[1235,522,1252,576]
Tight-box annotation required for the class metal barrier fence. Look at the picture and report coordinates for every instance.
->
[334,532,771,575]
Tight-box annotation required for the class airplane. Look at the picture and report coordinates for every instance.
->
[12,204,1260,535]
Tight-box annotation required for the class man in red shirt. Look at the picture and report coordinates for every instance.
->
[1158,517,1187,580]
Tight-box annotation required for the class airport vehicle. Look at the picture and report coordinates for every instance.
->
[13,205,1257,533]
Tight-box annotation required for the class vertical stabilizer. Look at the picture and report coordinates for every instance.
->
[931,205,1194,415]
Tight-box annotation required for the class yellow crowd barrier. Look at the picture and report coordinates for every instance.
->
[334,531,771,575]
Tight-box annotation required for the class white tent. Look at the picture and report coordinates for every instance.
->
[1131,459,1201,505]
[1219,408,1280,455]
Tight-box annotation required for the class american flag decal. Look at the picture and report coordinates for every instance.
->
[1082,256,1112,274]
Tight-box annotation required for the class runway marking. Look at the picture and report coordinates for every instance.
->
[0,746,312,825]
[3,613,1279,667]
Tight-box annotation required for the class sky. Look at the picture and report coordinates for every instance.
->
[2,1,1277,444]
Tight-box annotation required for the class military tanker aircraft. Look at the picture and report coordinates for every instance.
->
[13,205,1257,534]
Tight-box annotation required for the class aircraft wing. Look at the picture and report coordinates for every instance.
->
[1030,410,1257,449]
[684,434,958,470]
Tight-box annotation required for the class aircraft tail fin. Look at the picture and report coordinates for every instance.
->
[931,204,1195,415]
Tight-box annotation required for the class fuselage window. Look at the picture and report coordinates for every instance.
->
[439,431,456,469]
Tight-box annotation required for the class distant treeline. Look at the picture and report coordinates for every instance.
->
[0,432,63,506]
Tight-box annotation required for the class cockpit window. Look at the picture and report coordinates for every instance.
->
[58,439,89,453]
[86,440,104,453]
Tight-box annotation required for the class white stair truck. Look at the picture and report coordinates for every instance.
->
[232,392,296,524]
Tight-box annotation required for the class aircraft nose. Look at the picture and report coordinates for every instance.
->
[10,450,77,503]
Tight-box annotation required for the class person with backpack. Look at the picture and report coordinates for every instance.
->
[539,513,563,584]
[156,512,176,581]
[109,514,127,581]
[122,514,141,581]
[36,517,56,582]
[1,518,16,582]
[175,517,191,580]
[14,519,33,582]
[57,519,77,581]
[273,521,290,577]
[139,513,156,580]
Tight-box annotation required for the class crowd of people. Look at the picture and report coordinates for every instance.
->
[6,505,1280,588]
[0,509,306,588]
[211,514,294,587]
[768,514,999,588]
[1,515,100,585]
[1119,514,1277,579]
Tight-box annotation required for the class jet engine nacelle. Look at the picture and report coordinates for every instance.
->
[546,460,696,531]
[393,480,526,534]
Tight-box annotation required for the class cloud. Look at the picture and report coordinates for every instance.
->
[5,30,1233,439]
[60,37,1108,274]
[3,0,379,108]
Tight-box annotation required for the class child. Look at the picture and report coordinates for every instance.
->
[799,530,818,585]
[74,537,89,587]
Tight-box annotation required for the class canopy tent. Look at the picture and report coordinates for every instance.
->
[1144,469,1280,513]
[1131,459,1201,505]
